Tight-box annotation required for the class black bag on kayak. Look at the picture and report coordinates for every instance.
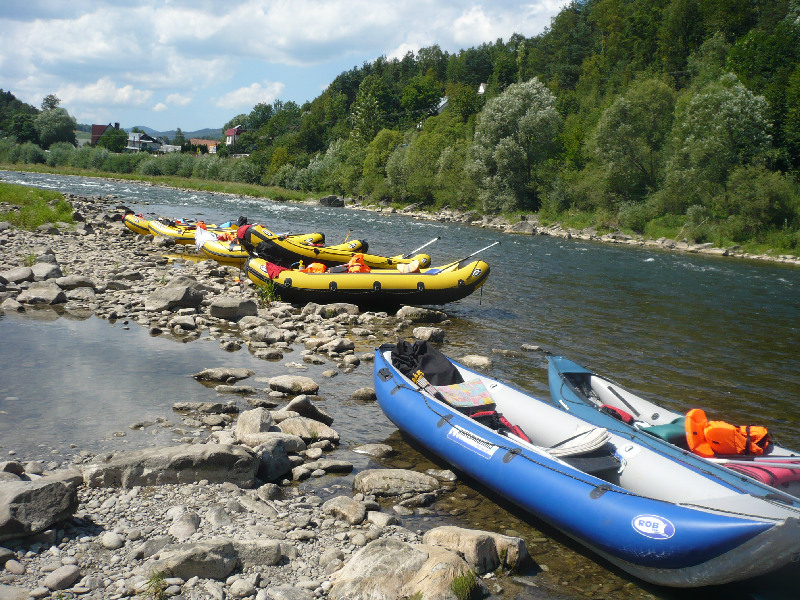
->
[391,340,464,386]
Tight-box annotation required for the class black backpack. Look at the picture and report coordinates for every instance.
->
[390,340,464,386]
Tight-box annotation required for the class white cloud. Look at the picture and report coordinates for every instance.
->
[166,93,192,107]
[215,80,285,109]
[58,77,153,107]
[153,102,168,112]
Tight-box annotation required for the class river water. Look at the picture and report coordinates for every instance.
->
[1,170,799,599]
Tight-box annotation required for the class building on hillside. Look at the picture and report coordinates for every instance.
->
[190,138,218,153]
[160,144,182,153]
[126,132,162,153]
[225,125,245,146]
[91,122,120,146]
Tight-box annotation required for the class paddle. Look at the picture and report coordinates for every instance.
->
[440,241,500,268]
[402,236,440,259]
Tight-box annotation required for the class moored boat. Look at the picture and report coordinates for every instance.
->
[122,212,152,235]
[243,254,490,308]
[373,342,800,587]
[148,218,239,245]
[198,232,326,266]
[547,355,800,497]
[243,224,434,270]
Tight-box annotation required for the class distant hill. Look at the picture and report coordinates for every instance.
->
[132,126,222,140]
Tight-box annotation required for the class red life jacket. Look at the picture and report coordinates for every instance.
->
[347,254,371,273]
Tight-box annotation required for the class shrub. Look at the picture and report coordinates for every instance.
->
[137,157,163,176]
[19,142,46,164]
[46,142,75,167]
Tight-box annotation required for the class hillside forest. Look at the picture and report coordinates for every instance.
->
[2,0,800,253]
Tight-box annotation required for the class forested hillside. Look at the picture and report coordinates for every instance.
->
[2,0,800,251]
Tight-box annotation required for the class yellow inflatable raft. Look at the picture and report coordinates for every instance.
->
[243,255,491,308]
[122,212,152,235]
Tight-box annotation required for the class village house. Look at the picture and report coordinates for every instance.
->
[90,123,120,146]
[225,124,245,146]
[126,132,162,153]
[190,138,218,153]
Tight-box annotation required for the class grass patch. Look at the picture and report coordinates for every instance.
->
[643,214,686,240]
[139,570,167,600]
[0,182,74,230]
[451,569,478,600]
[255,279,280,307]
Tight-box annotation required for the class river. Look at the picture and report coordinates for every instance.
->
[1,169,798,599]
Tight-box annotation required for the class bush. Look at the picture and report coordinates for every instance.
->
[137,157,163,176]
[175,154,196,178]
[46,142,75,167]
[0,139,21,163]
[70,146,94,169]
[19,142,46,164]
[89,147,110,170]
[617,201,654,234]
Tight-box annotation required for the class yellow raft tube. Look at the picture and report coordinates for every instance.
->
[244,255,490,308]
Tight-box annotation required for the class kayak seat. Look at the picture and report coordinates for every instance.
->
[562,451,620,477]
[434,378,496,415]
[725,462,800,488]
[642,418,688,449]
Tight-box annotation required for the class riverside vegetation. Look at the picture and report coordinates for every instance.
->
[3,1,800,258]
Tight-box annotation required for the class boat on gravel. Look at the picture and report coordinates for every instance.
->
[122,212,152,235]
[148,218,238,245]
[373,341,800,588]
[197,231,326,266]
[243,254,490,308]
[547,355,800,497]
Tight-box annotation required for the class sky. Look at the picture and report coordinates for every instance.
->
[0,0,567,133]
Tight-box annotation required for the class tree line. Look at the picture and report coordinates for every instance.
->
[1,0,799,251]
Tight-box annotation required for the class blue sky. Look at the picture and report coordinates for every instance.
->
[0,0,566,132]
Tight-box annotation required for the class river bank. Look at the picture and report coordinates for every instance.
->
[3,167,798,269]
[0,193,630,600]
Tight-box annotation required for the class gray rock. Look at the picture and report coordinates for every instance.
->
[350,387,376,402]
[234,407,275,440]
[458,354,493,370]
[209,296,258,321]
[234,538,282,569]
[0,267,33,284]
[0,584,28,600]
[353,469,440,498]
[253,439,293,482]
[277,417,339,443]
[321,496,366,525]
[0,477,79,542]
[101,531,125,550]
[55,275,96,290]
[352,444,393,458]
[16,281,66,305]
[193,367,254,382]
[82,443,258,488]
[412,326,445,343]
[42,564,81,590]
[169,511,201,540]
[239,431,306,453]
[423,526,528,574]
[266,584,315,600]
[315,303,359,317]
[283,395,333,425]
[268,375,319,395]
[138,538,238,580]
[394,306,447,323]
[31,262,63,281]
[144,278,205,312]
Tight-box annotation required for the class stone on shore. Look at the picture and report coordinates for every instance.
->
[82,443,258,488]
[209,296,258,320]
[395,306,447,323]
[0,476,79,542]
[422,525,528,574]
[283,395,333,425]
[16,281,66,305]
[353,469,440,497]
[137,538,238,580]
[277,417,339,443]
[144,276,205,312]
[193,367,255,382]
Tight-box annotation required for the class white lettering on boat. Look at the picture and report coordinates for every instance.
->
[632,514,676,540]
[447,427,498,459]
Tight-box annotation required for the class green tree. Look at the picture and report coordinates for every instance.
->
[468,77,562,212]
[350,93,382,146]
[657,74,773,214]
[8,113,39,144]
[96,127,128,153]
[362,128,403,195]
[444,82,482,122]
[592,78,676,201]
[34,107,77,149]
[173,127,186,147]
[41,94,60,111]
[400,73,443,122]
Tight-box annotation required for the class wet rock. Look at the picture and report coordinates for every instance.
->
[395,306,447,323]
[352,444,393,458]
[350,387,376,402]
[353,469,440,498]
[138,538,238,580]
[0,267,33,284]
[268,375,319,395]
[458,354,493,370]
[283,395,334,425]
[144,277,205,311]
[234,407,275,441]
[413,326,445,342]
[31,262,63,281]
[82,443,258,488]
[328,538,478,600]
[253,439,293,482]
[423,526,528,574]
[322,496,367,525]
[16,281,66,305]
[277,417,339,443]
[193,367,254,382]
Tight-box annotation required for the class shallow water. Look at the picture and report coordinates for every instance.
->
[2,170,799,598]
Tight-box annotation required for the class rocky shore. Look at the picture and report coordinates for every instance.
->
[0,193,600,600]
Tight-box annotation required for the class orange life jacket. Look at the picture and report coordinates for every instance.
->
[347,254,371,273]
[301,262,327,273]
[685,408,770,457]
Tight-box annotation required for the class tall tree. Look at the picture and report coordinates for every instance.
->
[41,94,60,111]
[34,107,77,148]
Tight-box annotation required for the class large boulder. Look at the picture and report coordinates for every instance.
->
[234,407,275,441]
[0,267,33,284]
[137,538,238,580]
[268,375,319,395]
[328,538,482,600]
[82,444,258,488]
[353,469,440,498]
[16,281,66,305]
[395,306,447,323]
[145,276,205,312]
[422,526,528,574]
[193,367,254,382]
[277,417,339,443]
[0,475,80,542]
[209,296,258,321]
